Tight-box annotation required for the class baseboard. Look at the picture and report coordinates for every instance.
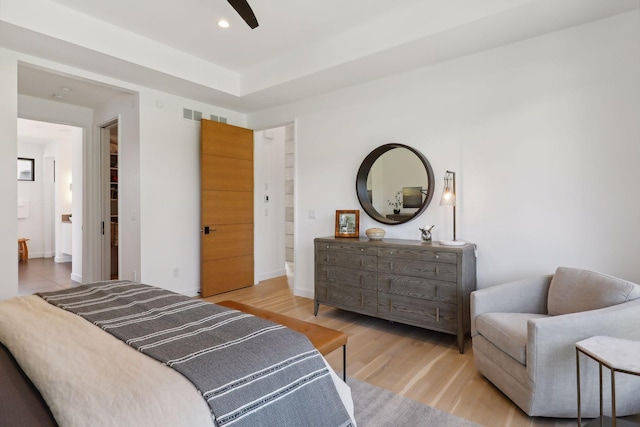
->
[294,287,314,299]
[70,273,82,283]
[27,252,45,259]
[258,269,286,282]
[176,285,201,298]
[54,255,72,263]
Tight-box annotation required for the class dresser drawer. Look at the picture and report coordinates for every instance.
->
[378,247,457,264]
[316,265,377,290]
[316,250,377,271]
[377,293,457,333]
[317,241,378,255]
[378,257,458,282]
[377,273,456,304]
[316,282,377,315]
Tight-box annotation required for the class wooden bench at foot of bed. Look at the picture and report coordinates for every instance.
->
[216,300,348,381]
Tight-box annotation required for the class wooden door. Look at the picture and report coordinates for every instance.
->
[201,119,254,297]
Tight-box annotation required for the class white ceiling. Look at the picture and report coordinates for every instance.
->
[18,64,134,110]
[4,0,639,112]
[49,0,424,73]
[17,118,78,145]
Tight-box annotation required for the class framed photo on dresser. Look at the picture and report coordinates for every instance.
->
[335,210,359,238]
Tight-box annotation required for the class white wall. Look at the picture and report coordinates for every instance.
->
[1,49,21,299]
[248,11,640,297]
[92,88,247,295]
[1,50,248,299]
[69,126,82,280]
[17,142,45,257]
[94,93,140,283]
[3,12,637,302]
[138,89,246,296]
[18,96,91,279]
[254,127,287,282]
[17,133,76,263]
[51,136,72,263]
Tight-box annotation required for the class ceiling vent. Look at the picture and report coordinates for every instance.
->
[183,108,226,124]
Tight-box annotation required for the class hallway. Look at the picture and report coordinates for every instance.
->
[18,258,75,296]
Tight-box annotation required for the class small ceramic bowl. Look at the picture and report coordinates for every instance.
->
[365,228,385,240]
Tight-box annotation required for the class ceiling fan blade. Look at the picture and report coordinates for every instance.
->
[227,0,259,29]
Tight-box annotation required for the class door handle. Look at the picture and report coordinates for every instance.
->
[201,226,216,234]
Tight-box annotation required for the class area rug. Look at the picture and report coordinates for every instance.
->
[349,377,482,427]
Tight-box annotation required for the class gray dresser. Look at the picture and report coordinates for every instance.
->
[314,236,476,353]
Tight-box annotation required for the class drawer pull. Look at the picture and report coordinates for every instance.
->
[435,255,440,259]
[326,245,330,249]
[360,294,364,306]
[436,307,440,322]
[389,300,392,312]
[435,267,440,276]
[434,286,438,298]
[360,248,364,252]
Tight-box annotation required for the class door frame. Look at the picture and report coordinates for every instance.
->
[15,117,82,279]
[99,118,119,280]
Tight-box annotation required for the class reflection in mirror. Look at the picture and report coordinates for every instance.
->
[356,144,434,225]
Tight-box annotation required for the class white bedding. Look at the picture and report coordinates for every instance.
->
[0,295,355,427]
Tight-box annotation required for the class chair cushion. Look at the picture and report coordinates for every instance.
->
[475,312,548,365]
[547,267,640,316]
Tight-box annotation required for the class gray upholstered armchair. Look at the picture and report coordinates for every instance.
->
[471,267,640,418]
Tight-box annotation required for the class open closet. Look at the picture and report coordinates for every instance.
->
[108,124,118,279]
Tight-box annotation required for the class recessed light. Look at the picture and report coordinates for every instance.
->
[60,86,72,92]
[52,93,66,100]
[218,19,230,28]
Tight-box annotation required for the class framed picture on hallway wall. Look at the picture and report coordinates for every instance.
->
[335,210,359,238]
[17,158,35,181]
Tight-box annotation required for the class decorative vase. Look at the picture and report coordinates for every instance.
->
[365,228,386,240]
[393,209,400,214]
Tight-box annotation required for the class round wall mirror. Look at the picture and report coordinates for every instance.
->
[356,144,434,225]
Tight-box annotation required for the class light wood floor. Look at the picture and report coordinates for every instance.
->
[205,276,640,427]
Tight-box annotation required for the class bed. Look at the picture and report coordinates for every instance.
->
[0,280,355,427]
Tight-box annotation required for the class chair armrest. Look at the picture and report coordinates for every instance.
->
[527,298,640,383]
[471,275,552,336]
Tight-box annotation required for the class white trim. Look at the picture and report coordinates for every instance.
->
[54,254,72,263]
[294,288,313,299]
[82,124,103,283]
[258,269,287,282]
[174,285,201,298]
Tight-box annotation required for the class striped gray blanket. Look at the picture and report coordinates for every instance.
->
[38,281,353,427]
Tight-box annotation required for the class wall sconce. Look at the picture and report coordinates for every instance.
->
[440,170,463,245]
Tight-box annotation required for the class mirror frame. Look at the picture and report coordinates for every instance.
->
[355,143,435,225]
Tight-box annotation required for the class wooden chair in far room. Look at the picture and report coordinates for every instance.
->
[18,238,29,262]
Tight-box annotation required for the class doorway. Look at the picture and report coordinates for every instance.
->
[17,118,83,294]
[101,120,119,280]
[253,124,295,287]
